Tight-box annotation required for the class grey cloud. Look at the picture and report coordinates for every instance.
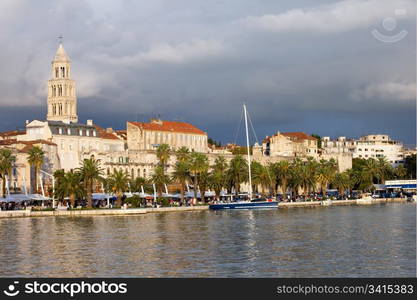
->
[0,0,415,146]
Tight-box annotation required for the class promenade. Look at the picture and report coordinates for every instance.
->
[0,205,208,219]
[0,198,412,218]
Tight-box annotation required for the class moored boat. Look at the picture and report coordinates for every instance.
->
[209,104,278,211]
[209,199,278,210]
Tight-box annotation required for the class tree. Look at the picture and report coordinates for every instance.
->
[27,146,45,193]
[108,169,130,207]
[0,149,16,198]
[209,156,228,200]
[188,152,209,202]
[208,138,221,147]
[404,154,416,179]
[251,161,272,195]
[394,165,407,179]
[151,165,171,199]
[78,158,103,208]
[130,176,148,193]
[198,169,210,203]
[156,144,171,171]
[315,159,337,195]
[175,146,190,163]
[55,170,84,208]
[375,157,393,183]
[350,158,376,191]
[271,160,291,196]
[332,172,351,197]
[227,154,248,194]
[171,161,190,204]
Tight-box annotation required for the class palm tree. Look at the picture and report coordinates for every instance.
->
[315,159,337,195]
[188,152,209,202]
[394,165,407,179]
[297,163,314,197]
[332,172,351,197]
[156,144,171,171]
[55,170,84,208]
[27,146,45,193]
[272,160,291,196]
[151,165,171,199]
[362,158,379,190]
[209,156,228,200]
[176,146,190,163]
[78,157,103,208]
[288,158,303,197]
[198,169,210,203]
[227,154,248,194]
[171,161,190,204]
[251,161,272,195]
[130,176,147,193]
[108,169,130,207]
[0,149,16,198]
[376,157,393,183]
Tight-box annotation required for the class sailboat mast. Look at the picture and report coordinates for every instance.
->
[243,104,252,200]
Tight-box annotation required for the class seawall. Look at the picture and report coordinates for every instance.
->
[278,197,409,208]
[0,205,208,219]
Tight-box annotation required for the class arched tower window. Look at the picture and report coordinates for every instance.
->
[55,67,59,78]
[61,67,65,78]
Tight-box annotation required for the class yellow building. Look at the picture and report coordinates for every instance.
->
[127,119,208,152]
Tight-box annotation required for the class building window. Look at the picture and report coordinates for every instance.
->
[58,128,62,135]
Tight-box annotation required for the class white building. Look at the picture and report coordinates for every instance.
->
[322,134,404,167]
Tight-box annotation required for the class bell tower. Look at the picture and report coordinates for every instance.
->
[47,42,78,123]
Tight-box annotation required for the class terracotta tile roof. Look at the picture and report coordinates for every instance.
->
[262,132,317,144]
[25,139,57,146]
[0,139,17,146]
[0,139,56,147]
[129,120,206,135]
[0,130,26,138]
[262,137,270,143]
[93,125,121,140]
[19,145,35,153]
[282,132,317,141]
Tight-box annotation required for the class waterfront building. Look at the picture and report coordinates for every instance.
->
[259,131,352,172]
[262,131,319,158]
[0,139,59,194]
[127,119,208,152]
[322,134,405,167]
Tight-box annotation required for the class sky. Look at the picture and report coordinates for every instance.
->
[0,0,415,147]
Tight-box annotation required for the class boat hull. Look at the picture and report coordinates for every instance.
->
[209,201,278,210]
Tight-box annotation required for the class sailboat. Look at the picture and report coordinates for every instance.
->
[209,104,278,210]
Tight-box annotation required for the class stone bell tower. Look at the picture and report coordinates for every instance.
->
[46,42,78,123]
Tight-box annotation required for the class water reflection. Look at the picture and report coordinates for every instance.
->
[0,203,415,277]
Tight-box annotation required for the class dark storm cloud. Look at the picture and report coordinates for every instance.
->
[0,0,415,145]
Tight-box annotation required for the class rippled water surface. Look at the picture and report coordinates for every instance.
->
[0,203,415,277]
